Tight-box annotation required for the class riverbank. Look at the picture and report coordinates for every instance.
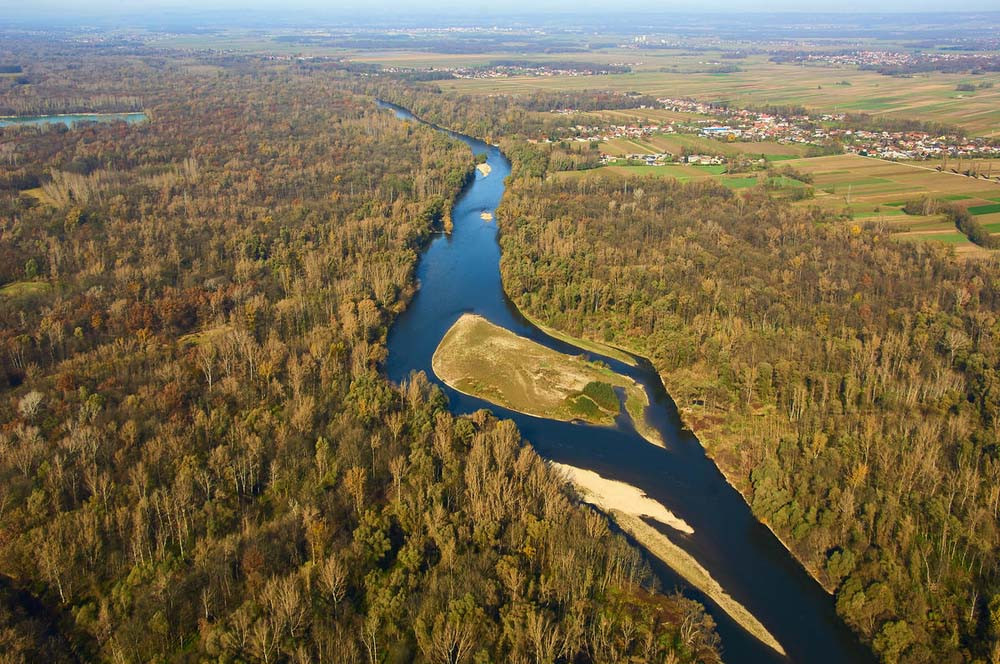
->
[657,371,837,595]
[383,98,871,664]
[498,290,836,595]
[515,308,638,367]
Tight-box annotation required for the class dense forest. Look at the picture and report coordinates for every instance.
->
[496,165,1000,662]
[0,52,722,662]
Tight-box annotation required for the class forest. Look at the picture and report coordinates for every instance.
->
[496,163,1000,662]
[0,50,722,662]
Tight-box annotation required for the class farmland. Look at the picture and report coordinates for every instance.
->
[777,153,1000,254]
[597,131,811,160]
[551,151,1000,257]
[429,54,1000,137]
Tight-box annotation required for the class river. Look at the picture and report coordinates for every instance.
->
[380,100,874,664]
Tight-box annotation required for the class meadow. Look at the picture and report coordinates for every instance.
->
[597,131,812,160]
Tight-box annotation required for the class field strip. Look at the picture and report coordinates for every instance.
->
[860,156,1000,187]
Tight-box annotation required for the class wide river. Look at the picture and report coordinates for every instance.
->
[381,100,874,664]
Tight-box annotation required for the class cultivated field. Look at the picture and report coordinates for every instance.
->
[433,54,1000,137]
[597,131,811,160]
[780,153,1000,255]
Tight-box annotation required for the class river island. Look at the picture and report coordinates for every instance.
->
[432,314,663,445]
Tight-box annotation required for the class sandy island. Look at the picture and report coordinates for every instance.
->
[480,211,494,221]
[476,163,492,177]
[552,461,786,656]
[551,463,693,534]
[432,314,662,446]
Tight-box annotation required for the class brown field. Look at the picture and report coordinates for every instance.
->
[589,108,707,125]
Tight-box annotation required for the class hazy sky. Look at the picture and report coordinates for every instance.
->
[8,0,1000,14]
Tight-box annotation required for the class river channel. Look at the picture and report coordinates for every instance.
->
[380,100,874,664]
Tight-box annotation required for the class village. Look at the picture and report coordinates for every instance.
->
[546,95,1000,167]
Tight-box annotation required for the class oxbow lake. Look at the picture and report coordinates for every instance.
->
[0,112,146,128]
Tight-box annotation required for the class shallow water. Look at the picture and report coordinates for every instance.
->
[380,100,874,664]
[0,112,146,128]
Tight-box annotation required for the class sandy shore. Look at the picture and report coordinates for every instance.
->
[551,463,693,534]
[615,511,787,656]
[550,461,784,656]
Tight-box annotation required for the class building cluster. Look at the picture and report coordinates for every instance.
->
[781,49,1000,70]
[658,97,1000,161]
[544,95,1000,163]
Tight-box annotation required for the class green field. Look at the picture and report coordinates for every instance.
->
[968,203,1000,215]
[0,280,51,298]
[557,152,1000,257]
[599,131,809,161]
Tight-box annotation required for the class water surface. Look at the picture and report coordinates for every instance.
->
[0,112,146,128]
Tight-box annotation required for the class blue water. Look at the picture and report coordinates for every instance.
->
[380,100,874,664]
[0,112,146,128]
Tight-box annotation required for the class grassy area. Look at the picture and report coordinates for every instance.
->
[432,314,660,443]
[896,232,970,244]
[553,161,793,195]
[598,131,809,161]
[517,308,637,366]
[0,280,51,298]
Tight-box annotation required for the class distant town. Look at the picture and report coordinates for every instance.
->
[545,96,1000,171]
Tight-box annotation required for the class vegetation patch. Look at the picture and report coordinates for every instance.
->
[0,280,50,298]
[582,380,619,412]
